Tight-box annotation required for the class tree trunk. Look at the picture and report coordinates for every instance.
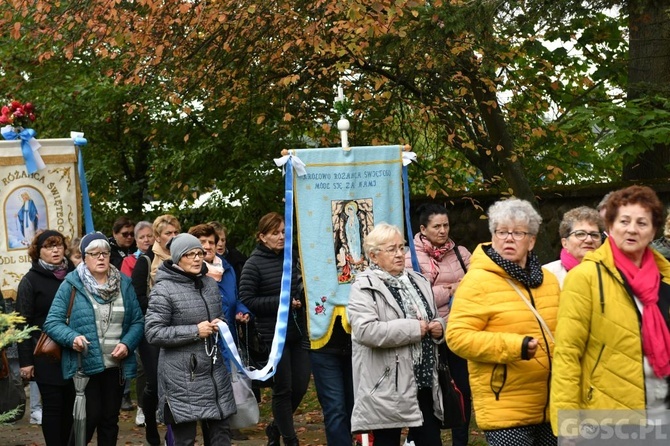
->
[622,0,670,180]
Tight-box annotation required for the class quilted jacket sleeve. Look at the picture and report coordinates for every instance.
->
[446,270,526,364]
[239,258,278,317]
[43,282,80,350]
[145,283,200,348]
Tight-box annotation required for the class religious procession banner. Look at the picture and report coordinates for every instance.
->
[291,145,406,348]
[0,138,81,299]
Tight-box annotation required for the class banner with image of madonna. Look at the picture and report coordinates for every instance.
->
[292,145,405,348]
[0,139,81,299]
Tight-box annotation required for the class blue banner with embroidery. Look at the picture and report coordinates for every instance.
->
[1,126,45,174]
[290,145,406,348]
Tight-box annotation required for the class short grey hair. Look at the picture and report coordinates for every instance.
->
[84,239,110,253]
[363,223,404,258]
[488,198,542,236]
[134,220,153,238]
[558,206,604,238]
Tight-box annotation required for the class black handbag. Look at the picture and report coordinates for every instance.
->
[437,343,466,429]
[0,349,26,423]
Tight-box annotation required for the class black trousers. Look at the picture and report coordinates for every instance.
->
[81,367,124,446]
[372,388,442,446]
[271,340,311,440]
[139,338,161,445]
[37,381,76,446]
[164,404,231,446]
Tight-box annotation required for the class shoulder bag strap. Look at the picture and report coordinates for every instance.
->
[453,245,467,273]
[64,287,76,325]
[505,278,555,344]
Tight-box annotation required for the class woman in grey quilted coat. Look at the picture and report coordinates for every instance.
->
[145,233,236,446]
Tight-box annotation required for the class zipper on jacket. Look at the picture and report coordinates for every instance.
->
[395,354,399,391]
[370,366,390,395]
[190,354,197,382]
[490,363,507,401]
[587,344,606,401]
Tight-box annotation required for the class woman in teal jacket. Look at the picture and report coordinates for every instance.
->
[44,232,144,446]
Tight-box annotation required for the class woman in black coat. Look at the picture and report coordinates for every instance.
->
[16,230,75,446]
[239,212,310,446]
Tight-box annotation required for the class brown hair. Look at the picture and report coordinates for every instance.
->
[558,206,604,238]
[207,221,228,237]
[188,224,219,244]
[604,185,664,230]
[112,216,134,234]
[256,212,284,242]
[28,231,67,262]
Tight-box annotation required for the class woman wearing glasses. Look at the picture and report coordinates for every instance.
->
[43,232,144,446]
[551,186,670,438]
[239,212,309,446]
[405,203,472,446]
[16,230,75,445]
[446,198,560,445]
[145,233,235,445]
[348,223,445,445]
[543,206,604,287]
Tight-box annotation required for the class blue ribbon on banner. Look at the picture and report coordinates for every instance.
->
[2,127,40,174]
[74,138,95,233]
[217,158,294,381]
[403,164,421,273]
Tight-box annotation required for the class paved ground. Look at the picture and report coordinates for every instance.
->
[0,386,485,445]
[0,409,331,446]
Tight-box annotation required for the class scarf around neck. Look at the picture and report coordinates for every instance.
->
[150,241,171,283]
[610,240,670,378]
[38,258,69,280]
[76,262,122,303]
[484,244,544,288]
[205,255,224,282]
[559,248,580,272]
[371,265,429,365]
[420,234,454,262]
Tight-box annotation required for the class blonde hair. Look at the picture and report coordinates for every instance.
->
[363,223,404,258]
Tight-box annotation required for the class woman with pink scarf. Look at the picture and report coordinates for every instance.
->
[551,186,670,439]
[543,206,604,287]
[405,203,472,446]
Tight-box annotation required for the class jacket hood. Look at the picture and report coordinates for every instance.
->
[154,260,208,289]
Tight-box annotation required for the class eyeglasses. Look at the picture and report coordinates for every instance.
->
[120,231,134,238]
[380,245,409,255]
[41,245,64,251]
[87,251,110,259]
[494,230,529,241]
[567,230,601,241]
[183,250,205,260]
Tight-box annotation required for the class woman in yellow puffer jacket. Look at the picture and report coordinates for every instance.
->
[446,198,560,445]
[551,186,670,439]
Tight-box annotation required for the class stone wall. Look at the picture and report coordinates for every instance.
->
[408,181,670,263]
